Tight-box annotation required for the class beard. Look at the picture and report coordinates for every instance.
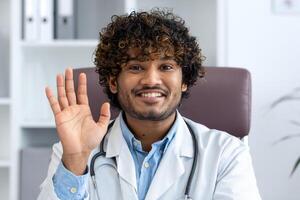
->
[117,87,182,121]
[120,101,178,121]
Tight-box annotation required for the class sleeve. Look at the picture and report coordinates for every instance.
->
[213,139,262,200]
[37,142,90,200]
[52,162,89,199]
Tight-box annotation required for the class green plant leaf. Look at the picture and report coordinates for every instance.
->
[269,87,300,109]
[272,133,300,145]
[290,156,300,177]
[270,96,300,109]
[290,120,300,127]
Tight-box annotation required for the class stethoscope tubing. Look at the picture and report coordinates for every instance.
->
[90,119,198,200]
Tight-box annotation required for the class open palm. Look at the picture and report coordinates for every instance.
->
[45,68,110,172]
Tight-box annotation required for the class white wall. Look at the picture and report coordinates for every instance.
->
[222,0,300,199]
[135,0,217,66]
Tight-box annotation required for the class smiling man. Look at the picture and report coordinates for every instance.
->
[38,10,261,200]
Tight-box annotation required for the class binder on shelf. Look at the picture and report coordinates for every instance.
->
[24,0,40,41]
[40,0,54,41]
[55,0,76,39]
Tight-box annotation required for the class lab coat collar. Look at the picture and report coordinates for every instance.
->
[105,111,194,157]
[105,114,138,191]
[177,112,194,158]
[104,111,195,198]
[146,111,194,200]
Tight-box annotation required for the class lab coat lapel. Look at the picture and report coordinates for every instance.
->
[145,113,194,200]
[105,115,138,192]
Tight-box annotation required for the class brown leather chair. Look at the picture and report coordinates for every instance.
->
[73,67,251,138]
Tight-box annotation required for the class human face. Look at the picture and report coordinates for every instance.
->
[109,57,187,121]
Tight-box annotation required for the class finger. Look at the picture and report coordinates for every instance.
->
[57,74,69,109]
[65,68,77,105]
[45,86,61,115]
[97,102,111,128]
[77,73,89,105]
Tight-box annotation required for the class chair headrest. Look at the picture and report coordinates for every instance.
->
[73,66,251,138]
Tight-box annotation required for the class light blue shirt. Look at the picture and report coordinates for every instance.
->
[53,162,89,199]
[120,113,177,200]
[52,113,177,200]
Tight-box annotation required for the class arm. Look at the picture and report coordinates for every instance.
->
[38,68,111,198]
[53,161,89,199]
[38,143,91,200]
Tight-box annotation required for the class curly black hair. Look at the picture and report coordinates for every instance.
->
[94,9,205,109]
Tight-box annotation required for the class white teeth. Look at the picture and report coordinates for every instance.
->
[141,93,162,97]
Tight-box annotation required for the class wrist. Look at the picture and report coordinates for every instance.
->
[62,152,90,175]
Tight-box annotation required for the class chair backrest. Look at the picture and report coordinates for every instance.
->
[73,67,251,138]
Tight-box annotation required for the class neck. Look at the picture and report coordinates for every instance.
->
[123,112,176,152]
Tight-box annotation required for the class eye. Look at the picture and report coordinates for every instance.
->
[128,64,143,72]
[160,64,174,71]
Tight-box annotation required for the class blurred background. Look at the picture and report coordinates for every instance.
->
[0,0,300,199]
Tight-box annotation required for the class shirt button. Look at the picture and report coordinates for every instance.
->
[144,162,150,168]
[70,187,77,193]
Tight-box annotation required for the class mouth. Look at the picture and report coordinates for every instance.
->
[135,90,166,104]
[140,92,163,98]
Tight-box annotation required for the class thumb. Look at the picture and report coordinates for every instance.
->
[97,102,111,128]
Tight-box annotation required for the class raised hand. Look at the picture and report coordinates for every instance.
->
[45,68,111,175]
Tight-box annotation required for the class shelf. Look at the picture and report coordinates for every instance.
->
[20,39,98,48]
[0,98,10,105]
[21,121,55,128]
[0,159,10,168]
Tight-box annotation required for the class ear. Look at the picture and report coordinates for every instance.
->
[109,76,118,94]
[181,84,187,92]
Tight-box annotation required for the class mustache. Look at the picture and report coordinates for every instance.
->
[132,86,168,95]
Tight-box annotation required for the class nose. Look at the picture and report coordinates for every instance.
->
[140,66,162,86]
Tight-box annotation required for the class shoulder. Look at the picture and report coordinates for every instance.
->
[182,117,253,177]
[182,117,248,157]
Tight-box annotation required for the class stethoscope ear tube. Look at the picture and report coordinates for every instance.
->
[89,119,198,200]
[184,121,198,200]
[90,120,116,177]
[90,151,106,177]
[90,151,106,200]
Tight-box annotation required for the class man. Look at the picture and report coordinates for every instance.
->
[39,10,261,200]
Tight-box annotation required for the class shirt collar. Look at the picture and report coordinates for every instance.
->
[105,111,194,158]
[120,111,178,153]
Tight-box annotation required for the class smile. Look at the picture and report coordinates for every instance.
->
[140,92,163,97]
[135,90,166,104]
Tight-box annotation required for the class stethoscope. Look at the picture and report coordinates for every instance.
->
[90,118,198,200]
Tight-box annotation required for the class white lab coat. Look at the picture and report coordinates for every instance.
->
[38,112,261,200]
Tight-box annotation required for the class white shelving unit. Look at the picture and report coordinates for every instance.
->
[20,39,98,48]
[0,160,10,167]
[0,0,11,199]
[0,98,11,105]
[10,1,102,199]
[7,0,218,199]
[0,168,9,200]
